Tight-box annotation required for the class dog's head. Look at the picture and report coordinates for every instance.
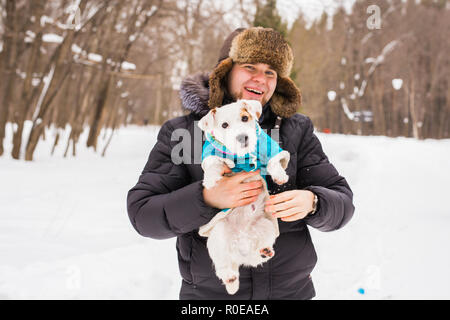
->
[198,99,262,157]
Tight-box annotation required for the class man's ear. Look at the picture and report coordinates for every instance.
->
[198,108,217,133]
[241,99,262,120]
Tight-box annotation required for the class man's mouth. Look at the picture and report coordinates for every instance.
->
[244,87,264,96]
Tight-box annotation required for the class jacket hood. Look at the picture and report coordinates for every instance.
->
[179,72,211,118]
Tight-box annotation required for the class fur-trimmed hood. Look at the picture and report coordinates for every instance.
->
[179,73,211,118]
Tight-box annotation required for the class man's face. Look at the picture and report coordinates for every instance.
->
[227,63,277,107]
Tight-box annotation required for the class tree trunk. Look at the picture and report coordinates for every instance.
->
[0,0,18,156]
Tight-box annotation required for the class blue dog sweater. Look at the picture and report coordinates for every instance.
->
[202,122,286,213]
[201,122,284,178]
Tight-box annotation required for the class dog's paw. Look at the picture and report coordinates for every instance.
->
[202,175,221,189]
[217,269,240,295]
[260,247,275,259]
[225,278,239,295]
[272,172,289,185]
[223,158,236,169]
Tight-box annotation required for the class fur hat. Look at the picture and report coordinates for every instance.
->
[209,27,301,118]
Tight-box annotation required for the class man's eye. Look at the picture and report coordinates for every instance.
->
[266,71,276,77]
[245,65,255,71]
[222,122,229,129]
[241,116,249,122]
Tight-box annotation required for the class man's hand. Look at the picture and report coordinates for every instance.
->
[203,165,263,210]
[265,190,315,222]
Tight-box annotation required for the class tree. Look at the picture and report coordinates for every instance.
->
[253,0,287,37]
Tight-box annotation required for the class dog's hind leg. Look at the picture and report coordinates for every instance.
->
[216,262,240,295]
[207,221,240,295]
[252,218,278,266]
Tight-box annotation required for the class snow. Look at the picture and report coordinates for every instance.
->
[392,79,403,90]
[32,78,41,87]
[1,123,449,300]
[340,97,355,121]
[71,44,82,54]
[121,61,136,71]
[25,31,36,43]
[87,53,102,63]
[43,33,64,44]
[366,40,400,77]
[40,15,54,27]
[327,91,336,102]
[32,64,55,124]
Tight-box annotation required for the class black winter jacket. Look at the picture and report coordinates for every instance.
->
[127,73,355,300]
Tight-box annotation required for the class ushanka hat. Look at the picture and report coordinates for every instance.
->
[209,27,302,118]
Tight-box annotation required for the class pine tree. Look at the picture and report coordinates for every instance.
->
[253,0,288,38]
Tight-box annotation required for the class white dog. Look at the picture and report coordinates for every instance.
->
[197,99,290,295]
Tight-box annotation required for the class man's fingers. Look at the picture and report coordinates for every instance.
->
[222,164,232,174]
[235,170,261,182]
[235,196,259,207]
[267,190,295,205]
[239,188,262,200]
[280,212,305,222]
[270,206,297,218]
[266,199,296,213]
[239,180,263,192]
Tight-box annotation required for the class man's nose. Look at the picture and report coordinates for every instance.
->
[251,70,267,84]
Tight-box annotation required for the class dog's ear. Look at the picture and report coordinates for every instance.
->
[198,108,217,133]
[241,99,262,120]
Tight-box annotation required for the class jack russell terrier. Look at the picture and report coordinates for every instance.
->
[197,99,290,295]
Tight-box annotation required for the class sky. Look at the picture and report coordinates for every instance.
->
[277,0,356,28]
[220,0,356,31]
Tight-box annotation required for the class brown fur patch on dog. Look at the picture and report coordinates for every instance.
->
[242,101,261,119]
[240,107,252,121]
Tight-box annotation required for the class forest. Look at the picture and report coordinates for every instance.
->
[0,0,448,161]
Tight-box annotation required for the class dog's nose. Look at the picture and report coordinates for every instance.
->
[236,134,249,145]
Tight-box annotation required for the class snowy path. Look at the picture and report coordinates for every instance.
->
[1,124,449,299]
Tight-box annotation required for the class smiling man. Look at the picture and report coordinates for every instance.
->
[127,27,355,300]
[228,63,277,105]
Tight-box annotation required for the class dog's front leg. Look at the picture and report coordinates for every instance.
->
[201,156,235,189]
[267,151,290,185]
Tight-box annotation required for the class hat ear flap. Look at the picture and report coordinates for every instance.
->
[208,57,233,109]
[271,77,302,118]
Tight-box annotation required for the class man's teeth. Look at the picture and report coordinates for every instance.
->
[246,87,262,95]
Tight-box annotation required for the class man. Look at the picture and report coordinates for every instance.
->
[127,27,355,300]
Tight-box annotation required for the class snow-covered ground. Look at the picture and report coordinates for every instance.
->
[0,122,449,300]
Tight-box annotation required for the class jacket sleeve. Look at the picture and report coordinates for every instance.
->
[127,120,220,240]
[296,117,355,232]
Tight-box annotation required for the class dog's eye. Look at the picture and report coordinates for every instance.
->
[241,116,249,122]
[222,122,229,129]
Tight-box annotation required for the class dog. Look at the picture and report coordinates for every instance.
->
[197,99,290,295]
